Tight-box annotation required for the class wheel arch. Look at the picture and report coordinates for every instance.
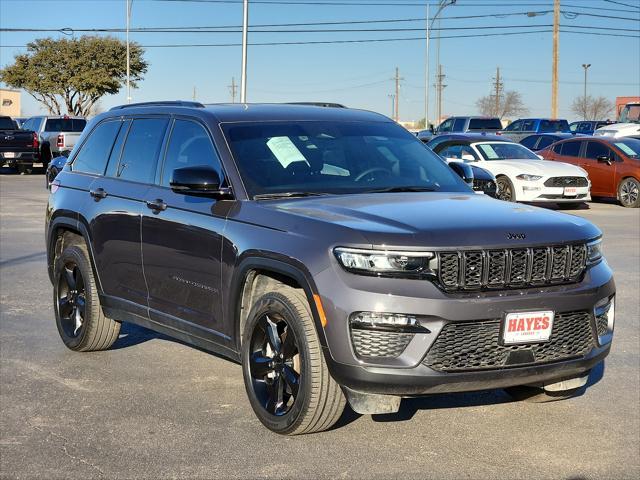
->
[229,255,328,353]
[616,175,640,205]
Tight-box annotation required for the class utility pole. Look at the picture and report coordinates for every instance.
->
[125,0,133,103]
[493,67,503,117]
[435,64,446,123]
[551,0,560,118]
[582,63,591,120]
[240,0,249,103]
[393,67,403,122]
[228,77,238,103]
[388,94,396,119]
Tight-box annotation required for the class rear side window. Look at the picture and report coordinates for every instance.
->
[468,118,502,130]
[560,141,582,157]
[539,120,569,132]
[520,136,538,149]
[72,120,122,175]
[44,118,87,132]
[521,120,536,131]
[116,118,168,184]
[161,119,223,187]
[536,136,556,150]
[452,118,466,132]
[0,117,17,129]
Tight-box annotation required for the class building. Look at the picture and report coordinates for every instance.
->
[0,89,21,117]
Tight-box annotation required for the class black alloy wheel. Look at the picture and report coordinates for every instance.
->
[56,261,87,339]
[248,313,301,416]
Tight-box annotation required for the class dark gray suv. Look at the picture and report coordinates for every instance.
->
[46,102,615,435]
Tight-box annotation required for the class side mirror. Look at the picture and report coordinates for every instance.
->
[170,165,231,197]
[596,155,612,165]
[449,162,474,188]
[461,154,476,163]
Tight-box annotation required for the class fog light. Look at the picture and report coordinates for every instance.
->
[594,296,615,344]
[522,186,541,191]
[350,312,428,333]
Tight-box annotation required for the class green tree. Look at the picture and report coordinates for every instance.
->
[0,36,147,116]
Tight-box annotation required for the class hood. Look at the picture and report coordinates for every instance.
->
[484,159,585,176]
[259,192,600,248]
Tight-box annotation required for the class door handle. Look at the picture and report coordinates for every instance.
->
[89,188,107,200]
[146,199,167,212]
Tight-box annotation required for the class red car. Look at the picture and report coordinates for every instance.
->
[540,136,640,208]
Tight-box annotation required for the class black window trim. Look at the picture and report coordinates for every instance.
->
[155,114,229,192]
[68,117,124,178]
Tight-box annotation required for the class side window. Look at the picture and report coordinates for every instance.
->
[521,120,536,132]
[569,123,578,132]
[536,136,555,150]
[552,142,563,154]
[116,118,168,184]
[560,141,582,157]
[161,119,223,187]
[452,118,466,132]
[72,120,122,175]
[439,144,463,159]
[585,141,611,160]
[438,119,454,132]
[520,136,538,149]
[505,120,522,132]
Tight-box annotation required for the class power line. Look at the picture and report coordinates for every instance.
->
[603,0,640,10]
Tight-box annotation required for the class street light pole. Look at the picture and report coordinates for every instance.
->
[126,0,132,103]
[582,63,591,120]
[240,0,249,103]
[425,0,455,130]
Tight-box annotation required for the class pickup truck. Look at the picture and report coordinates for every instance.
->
[0,116,41,174]
[20,115,86,165]
[500,118,571,143]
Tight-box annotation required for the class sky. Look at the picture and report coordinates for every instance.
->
[1,0,639,123]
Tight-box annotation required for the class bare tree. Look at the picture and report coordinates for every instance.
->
[476,90,529,119]
[571,95,615,121]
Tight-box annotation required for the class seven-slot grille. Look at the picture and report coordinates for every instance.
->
[437,244,586,291]
[544,176,589,187]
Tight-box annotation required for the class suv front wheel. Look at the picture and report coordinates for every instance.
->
[241,285,345,435]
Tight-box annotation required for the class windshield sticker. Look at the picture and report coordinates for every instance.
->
[614,142,637,156]
[266,137,310,168]
[478,144,499,159]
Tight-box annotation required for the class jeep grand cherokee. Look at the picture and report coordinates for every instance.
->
[46,102,615,435]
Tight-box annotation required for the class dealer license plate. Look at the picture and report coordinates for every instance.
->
[564,187,578,196]
[502,311,554,345]
[3,152,15,158]
[32,163,43,167]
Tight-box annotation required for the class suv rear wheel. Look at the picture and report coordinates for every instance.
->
[241,285,345,435]
[53,243,121,351]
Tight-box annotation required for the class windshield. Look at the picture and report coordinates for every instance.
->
[613,138,640,158]
[468,118,502,130]
[223,121,471,198]
[619,104,640,123]
[475,142,541,161]
[539,119,569,132]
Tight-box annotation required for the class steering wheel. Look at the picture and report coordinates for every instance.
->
[354,167,391,182]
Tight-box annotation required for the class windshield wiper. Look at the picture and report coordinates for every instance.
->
[253,191,330,200]
[363,186,437,193]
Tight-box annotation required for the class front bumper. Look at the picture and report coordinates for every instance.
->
[515,183,591,203]
[315,258,614,395]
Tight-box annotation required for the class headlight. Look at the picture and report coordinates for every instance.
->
[516,174,543,181]
[334,247,434,276]
[586,239,603,265]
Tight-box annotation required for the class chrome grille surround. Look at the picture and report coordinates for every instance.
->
[437,244,587,291]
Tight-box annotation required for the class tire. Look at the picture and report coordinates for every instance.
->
[504,385,584,403]
[53,243,120,351]
[41,145,52,169]
[618,177,640,208]
[496,176,516,202]
[242,286,345,435]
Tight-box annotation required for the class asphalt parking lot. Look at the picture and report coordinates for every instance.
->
[1,174,638,480]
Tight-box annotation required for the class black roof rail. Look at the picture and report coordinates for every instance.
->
[285,102,347,108]
[110,101,205,111]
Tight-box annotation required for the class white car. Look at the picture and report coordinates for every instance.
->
[594,123,640,139]
[428,136,591,206]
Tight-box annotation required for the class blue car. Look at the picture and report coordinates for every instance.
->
[569,120,615,135]
[500,118,571,142]
[45,155,68,188]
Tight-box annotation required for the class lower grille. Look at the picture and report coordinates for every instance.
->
[544,176,588,187]
[595,312,609,337]
[351,329,413,358]
[423,311,594,372]
[437,244,587,291]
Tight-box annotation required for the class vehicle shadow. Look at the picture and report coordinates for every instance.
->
[334,362,606,428]
[0,251,47,268]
